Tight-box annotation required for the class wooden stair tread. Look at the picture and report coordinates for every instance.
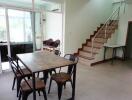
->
[81,50,98,54]
[94,41,107,43]
[86,45,101,49]
[79,55,94,60]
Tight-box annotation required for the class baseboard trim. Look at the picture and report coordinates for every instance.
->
[91,56,125,66]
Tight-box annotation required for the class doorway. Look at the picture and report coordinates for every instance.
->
[44,11,63,54]
[0,7,42,73]
[126,21,132,59]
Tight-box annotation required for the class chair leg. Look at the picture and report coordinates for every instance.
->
[18,91,22,100]
[57,83,63,100]
[37,72,40,77]
[48,78,52,94]
[22,94,28,100]
[70,80,73,88]
[64,82,66,89]
[17,78,21,97]
[27,76,30,79]
[22,92,31,100]
[12,77,16,90]
[38,90,41,96]
[53,69,56,74]
[42,90,47,100]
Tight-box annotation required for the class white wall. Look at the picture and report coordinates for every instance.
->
[45,12,62,41]
[64,0,113,54]
[113,3,132,57]
[116,4,132,45]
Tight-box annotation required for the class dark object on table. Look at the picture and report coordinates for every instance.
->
[43,39,60,51]
[54,50,61,56]
[52,40,60,48]
[43,38,53,46]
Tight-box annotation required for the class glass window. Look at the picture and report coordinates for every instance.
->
[0,8,7,42]
[8,9,32,43]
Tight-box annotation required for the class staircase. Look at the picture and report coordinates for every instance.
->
[76,7,120,66]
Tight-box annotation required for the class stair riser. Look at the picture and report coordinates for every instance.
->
[79,51,94,57]
[102,27,116,30]
[99,30,115,34]
[83,46,99,53]
[96,34,111,38]
[87,42,103,48]
[94,38,107,43]
[79,57,91,66]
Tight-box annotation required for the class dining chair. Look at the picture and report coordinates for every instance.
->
[48,54,79,100]
[9,56,47,100]
[8,56,32,97]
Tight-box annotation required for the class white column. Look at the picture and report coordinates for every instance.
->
[61,2,65,56]
[40,11,44,51]
[5,8,11,71]
[31,12,36,52]
[5,9,11,57]
[32,0,36,52]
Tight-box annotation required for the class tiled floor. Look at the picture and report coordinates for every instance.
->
[1,60,132,100]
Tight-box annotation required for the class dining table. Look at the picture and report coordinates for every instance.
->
[16,51,77,100]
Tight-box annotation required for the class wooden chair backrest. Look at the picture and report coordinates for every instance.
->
[64,54,79,75]
[8,56,32,90]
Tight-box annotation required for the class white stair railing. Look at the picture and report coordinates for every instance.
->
[91,6,121,57]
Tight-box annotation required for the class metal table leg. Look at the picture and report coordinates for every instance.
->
[68,64,77,100]
[111,48,116,64]
[104,47,107,61]
[43,71,48,84]
[32,73,36,100]
[122,46,126,60]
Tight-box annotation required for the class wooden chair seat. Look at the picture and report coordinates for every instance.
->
[51,72,71,83]
[21,78,45,91]
[19,78,47,100]
[16,68,31,77]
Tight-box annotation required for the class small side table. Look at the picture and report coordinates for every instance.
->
[104,44,126,64]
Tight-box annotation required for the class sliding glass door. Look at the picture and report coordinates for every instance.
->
[0,8,7,43]
[0,8,8,72]
[45,12,63,53]
[0,8,42,73]
[8,9,33,43]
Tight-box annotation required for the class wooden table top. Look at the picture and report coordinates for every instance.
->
[17,51,75,73]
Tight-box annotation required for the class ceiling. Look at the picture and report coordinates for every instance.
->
[113,0,132,3]
[0,0,49,6]
[0,0,63,10]
[0,0,63,5]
